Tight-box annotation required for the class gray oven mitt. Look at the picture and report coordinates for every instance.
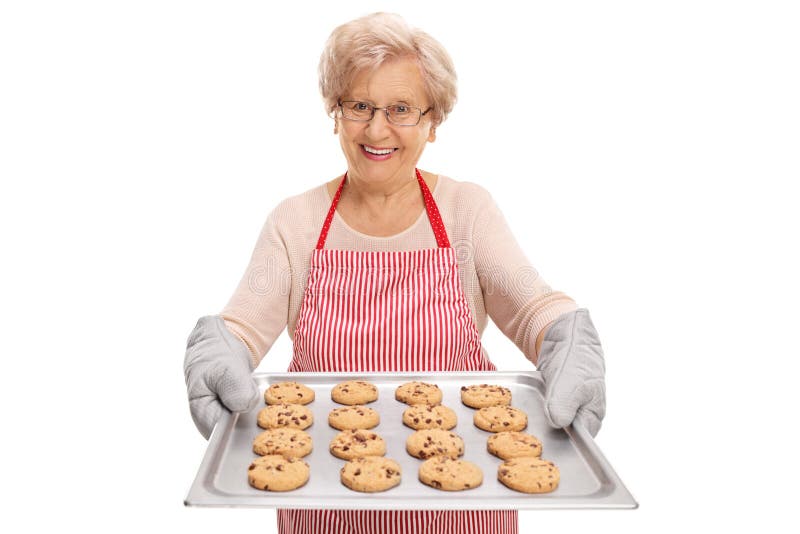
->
[536,308,606,437]
[184,315,260,439]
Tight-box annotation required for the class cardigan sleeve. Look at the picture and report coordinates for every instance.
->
[471,188,578,364]
[221,205,292,367]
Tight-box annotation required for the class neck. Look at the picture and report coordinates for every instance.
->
[343,169,420,208]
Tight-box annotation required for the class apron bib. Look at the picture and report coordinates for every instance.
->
[279,170,517,534]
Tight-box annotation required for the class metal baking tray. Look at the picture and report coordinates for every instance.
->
[185,371,637,510]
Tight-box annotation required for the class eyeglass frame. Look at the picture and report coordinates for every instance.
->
[337,100,433,126]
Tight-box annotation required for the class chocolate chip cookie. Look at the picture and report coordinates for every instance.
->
[247,454,310,491]
[402,404,457,430]
[331,380,379,405]
[395,381,443,406]
[418,456,483,491]
[487,431,543,459]
[252,428,313,458]
[264,381,315,405]
[329,429,387,460]
[460,384,512,408]
[340,456,402,493]
[405,429,465,460]
[473,406,528,432]
[257,403,313,430]
[328,405,380,430]
[498,457,560,493]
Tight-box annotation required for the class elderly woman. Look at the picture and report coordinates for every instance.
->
[184,12,605,534]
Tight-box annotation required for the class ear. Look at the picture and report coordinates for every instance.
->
[427,126,436,143]
[333,119,339,135]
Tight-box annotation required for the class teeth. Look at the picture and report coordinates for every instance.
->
[363,145,394,155]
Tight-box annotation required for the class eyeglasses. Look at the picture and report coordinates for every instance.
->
[338,100,433,126]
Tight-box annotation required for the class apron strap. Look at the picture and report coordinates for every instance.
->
[316,174,346,250]
[316,169,451,249]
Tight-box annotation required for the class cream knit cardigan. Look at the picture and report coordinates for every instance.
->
[222,175,577,367]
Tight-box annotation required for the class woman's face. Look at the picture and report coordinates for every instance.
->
[336,57,436,187]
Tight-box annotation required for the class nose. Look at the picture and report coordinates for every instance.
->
[365,108,392,139]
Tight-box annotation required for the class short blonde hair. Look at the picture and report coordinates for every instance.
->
[319,12,457,128]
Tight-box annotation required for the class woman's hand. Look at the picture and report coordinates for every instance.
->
[536,309,606,437]
[183,316,260,439]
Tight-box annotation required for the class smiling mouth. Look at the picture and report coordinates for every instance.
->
[361,144,398,155]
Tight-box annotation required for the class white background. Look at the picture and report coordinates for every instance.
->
[1,1,798,532]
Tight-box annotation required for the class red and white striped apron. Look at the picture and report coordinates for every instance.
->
[279,170,518,534]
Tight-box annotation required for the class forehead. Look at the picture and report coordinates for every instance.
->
[347,58,429,104]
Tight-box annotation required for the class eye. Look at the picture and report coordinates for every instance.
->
[393,104,410,114]
[354,101,371,111]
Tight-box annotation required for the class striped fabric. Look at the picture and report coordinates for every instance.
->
[280,171,517,534]
[290,248,493,373]
[277,510,518,534]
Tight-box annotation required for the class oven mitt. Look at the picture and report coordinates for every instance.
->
[536,308,606,437]
[184,315,260,439]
